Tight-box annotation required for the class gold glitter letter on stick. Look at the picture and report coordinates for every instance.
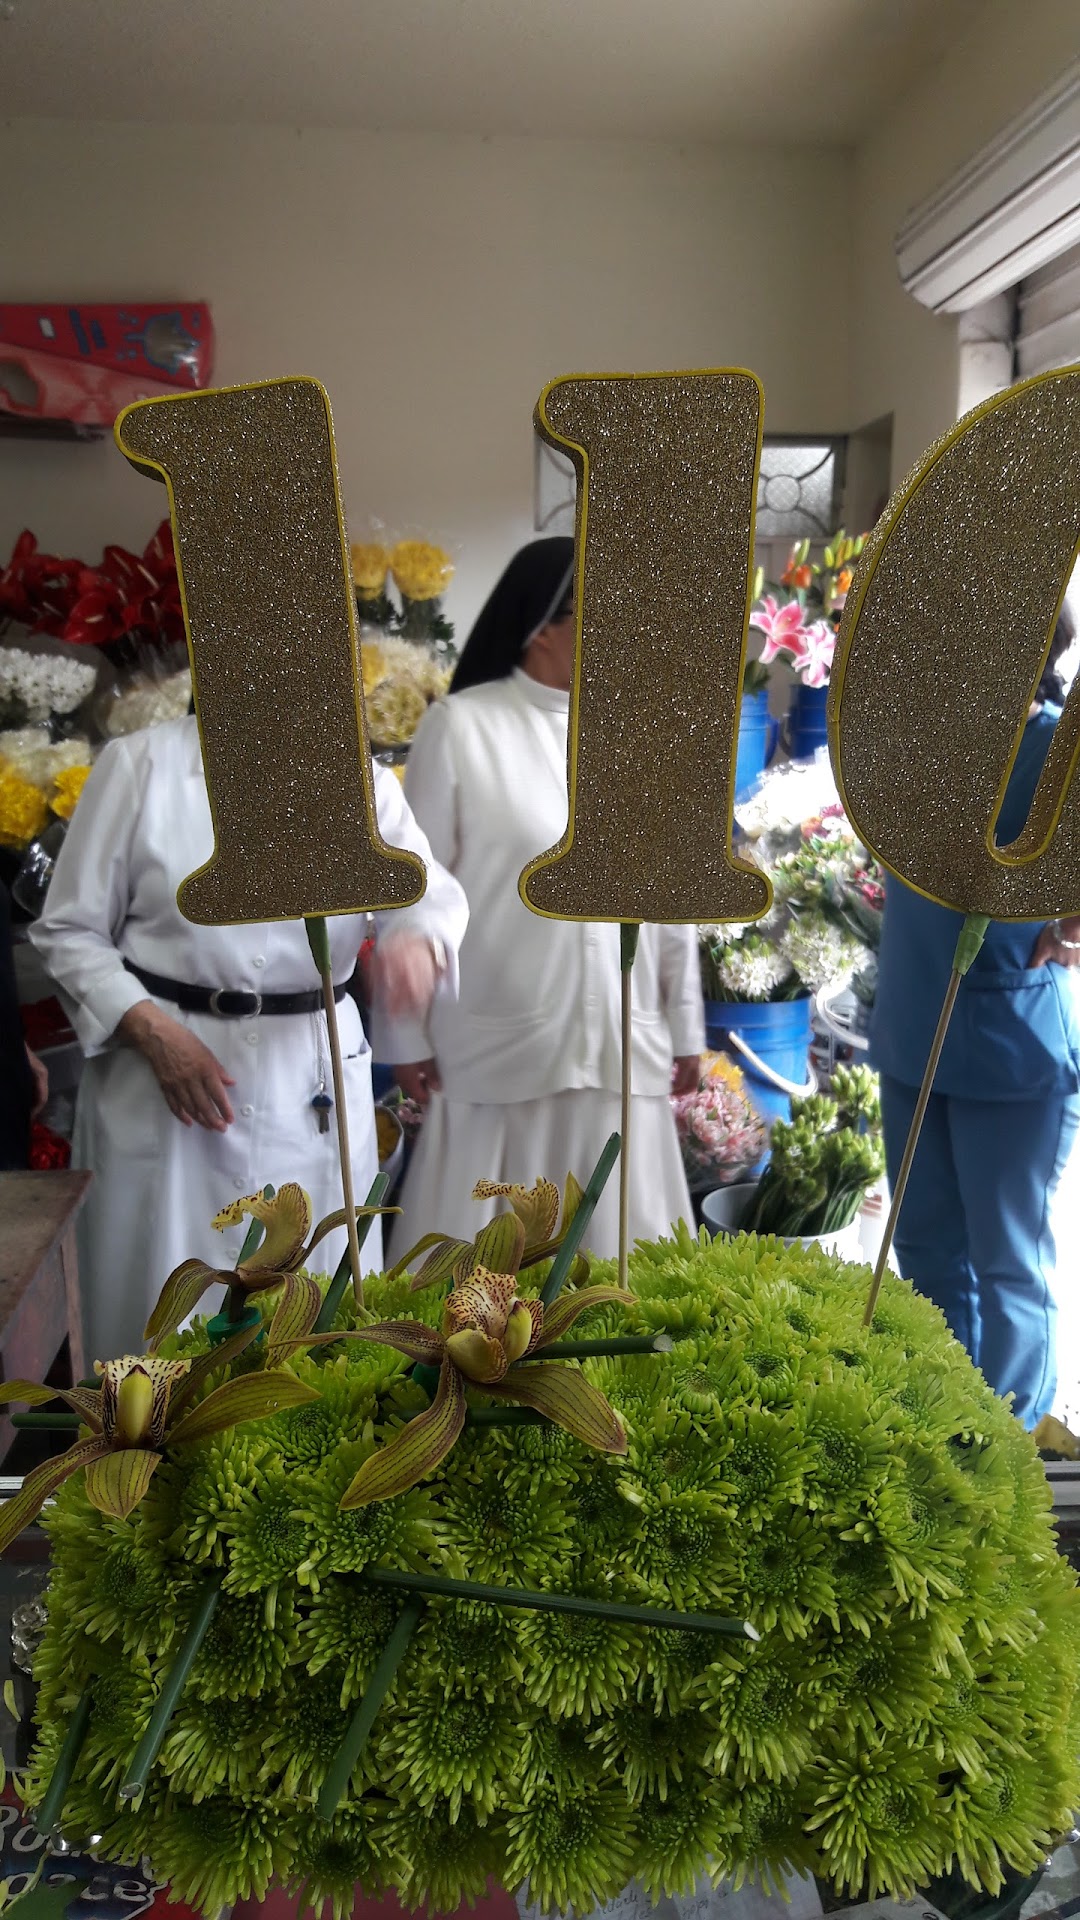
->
[830,367,1080,918]
[115,378,425,925]
[520,371,771,925]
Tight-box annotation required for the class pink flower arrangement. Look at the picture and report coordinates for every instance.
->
[749,593,835,687]
[671,1055,767,1191]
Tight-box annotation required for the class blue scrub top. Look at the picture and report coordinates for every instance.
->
[869,704,1080,1100]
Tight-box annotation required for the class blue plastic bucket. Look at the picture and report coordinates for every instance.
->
[734,691,779,802]
[704,996,814,1127]
[786,682,830,761]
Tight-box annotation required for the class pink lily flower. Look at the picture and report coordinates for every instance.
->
[748,595,814,667]
[798,621,836,688]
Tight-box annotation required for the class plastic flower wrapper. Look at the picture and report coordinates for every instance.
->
[700,928,798,1003]
[362,635,453,749]
[780,907,870,994]
[744,1077,885,1237]
[0,727,92,786]
[0,646,97,727]
[735,752,843,855]
[671,1053,768,1191]
[389,538,456,648]
[21,1191,1080,1917]
[102,665,192,738]
[351,533,396,635]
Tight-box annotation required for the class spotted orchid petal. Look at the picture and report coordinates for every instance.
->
[472,1177,560,1252]
[443,1269,519,1340]
[267,1272,323,1365]
[351,1320,447,1366]
[456,1211,526,1282]
[213,1182,312,1274]
[0,1382,104,1433]
[96,1355,191,1448]
[339,1361,465,1507]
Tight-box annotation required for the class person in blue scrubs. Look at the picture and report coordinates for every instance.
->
[870,609,1080,1428]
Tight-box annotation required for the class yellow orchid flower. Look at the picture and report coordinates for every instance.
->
[391,1172,586,1296]
[0,1329,318,1547]
[144,1183,394,1346]
[335,1263,628,1508]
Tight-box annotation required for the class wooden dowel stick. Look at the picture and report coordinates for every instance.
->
[619,923,640,1290]
[307,916,365,1310]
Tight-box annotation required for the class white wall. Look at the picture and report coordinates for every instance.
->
[850,0,1080,484]
[0,120,851,636]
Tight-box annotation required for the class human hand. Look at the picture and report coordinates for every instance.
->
[1030,917,1080,969]
[118,1001,236,1131]
[373,934,446,1019]
[671,1054,701,1097]
[393,1059,442,1108]
[25,1047,48,1117]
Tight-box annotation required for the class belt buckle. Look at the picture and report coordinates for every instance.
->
[208,988,263,1018]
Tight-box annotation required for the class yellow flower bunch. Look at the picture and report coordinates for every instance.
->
[50,765,91,821]
[703,1050,751,1096]
[366,677,430,747]
[390,539,454,603]
[360,639,386,698]
[0,762,48,848]
[350,542,390,596]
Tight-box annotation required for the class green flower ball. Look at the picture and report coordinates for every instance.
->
[25,1224,1080,1917]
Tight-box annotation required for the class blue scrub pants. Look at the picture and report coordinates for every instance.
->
[879,1075,1080,1428]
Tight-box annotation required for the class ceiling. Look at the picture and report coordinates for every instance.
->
[2,0,983,145]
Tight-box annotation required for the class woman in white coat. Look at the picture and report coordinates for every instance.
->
[388,538,703,1257]
[31,711,468,1363]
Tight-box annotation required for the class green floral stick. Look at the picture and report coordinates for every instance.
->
[864,912,988,1326]
[364,1566,759,1637]
[312,1173,390,1336]
[119,1579,221,1800]
[315,1598,424,1820]
[540,1133,621,1308]
[33,1688,92,1835]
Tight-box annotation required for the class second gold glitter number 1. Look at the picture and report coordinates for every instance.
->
[114,377,427,1307]
[521,370,773,1282]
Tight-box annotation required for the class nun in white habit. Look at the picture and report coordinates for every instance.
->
[31,711,468,1364]
[385,537,703,1258]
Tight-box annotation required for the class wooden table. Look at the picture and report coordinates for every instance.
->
[0,1172,89,1460]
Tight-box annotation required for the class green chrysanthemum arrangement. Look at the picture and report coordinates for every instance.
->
[10,1177,1080,1920]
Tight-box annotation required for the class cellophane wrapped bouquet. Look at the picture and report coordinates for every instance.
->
[671,1054,768,1192]
[351,536,458,754]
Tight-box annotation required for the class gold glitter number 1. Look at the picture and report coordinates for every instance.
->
[520,371,771,926]
[115,377,425,926]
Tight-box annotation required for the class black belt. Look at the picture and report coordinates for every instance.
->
[123,959,352,1019]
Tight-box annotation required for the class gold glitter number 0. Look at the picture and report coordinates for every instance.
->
[520,371,771,925]
[830,368,1080,917]
[115,378,425,925]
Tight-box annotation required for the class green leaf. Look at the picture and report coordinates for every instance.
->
[536,1285,631,1348]
[167,1323,261,1416]
[167,1371,320,1447]
[340,1362,464,1506]
[3,1682,18,1724]
[83,1448,160,1519]
[0,1438,107,1555]
[486,1363,627,1453]
[408,1237,473,1293]
[353,1320,446,1366]
[145,1258,222,1345]
[466,1212,526,1280]
[267,1272,323,1363]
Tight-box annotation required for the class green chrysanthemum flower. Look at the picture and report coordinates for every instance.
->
[287,1803,396,1920]
[159,1692,267,1799]
[437,1457,575,1586]
[190,1586,299,1700]
[703,1640,820,1781]
[632,1780,730,1898]
[517,1713,594,1799]
[807,1742,946,1897]
[520,1607,643,1719]
[739,1508,836,1637]
[724,1777,820,1892]
[639,1624,717,1712]
[588,1699,708,1802]
[223,1471,315,1594]
[263,1350,382,1467]
[716,1406,806,1525]
[384,1679,524,1819]
[259,1665,357,1797]
[382,1797,503,1913]
[412,1597,522,1695]
[505,1785,637,1914]
[296,1440,436,1586]
[301,1579,408,1701]
[801,1381,896,1518]
[143,1791,284,1912]
[143,1434,269,1566]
